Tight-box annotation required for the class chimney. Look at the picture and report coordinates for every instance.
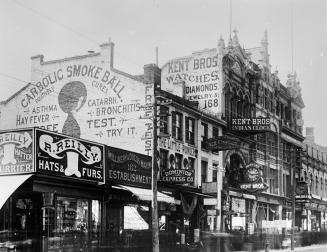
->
[218,35,225,54]
[30,54,44,82]
[100,39,115,69]
[144,64,161,90]
[306,127,315,142]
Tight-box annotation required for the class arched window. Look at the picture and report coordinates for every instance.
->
[310,173,314,194]
[304,171,307,182]
[244,95,251,118]
[237,98,243,117]
[230,90,238,117]
[321,177,324,196]
[224,89,231,118]
[316,175,319,195]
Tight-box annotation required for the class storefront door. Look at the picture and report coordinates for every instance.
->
[0,193,42,252]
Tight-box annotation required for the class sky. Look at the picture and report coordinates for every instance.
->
[0,0,326,145]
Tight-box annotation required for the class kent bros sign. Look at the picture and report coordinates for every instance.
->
[240,161,268,193]
[230,117,270,132]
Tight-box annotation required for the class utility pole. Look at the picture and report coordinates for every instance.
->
[291,147,295,250]
[152,91,159,252]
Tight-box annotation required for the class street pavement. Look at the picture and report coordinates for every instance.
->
[198,231,327,252]
[259,244,327,252]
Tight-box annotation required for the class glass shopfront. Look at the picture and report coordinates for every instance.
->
[45,196,101,252]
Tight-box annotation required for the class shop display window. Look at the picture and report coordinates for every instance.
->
[46,196,101,251]
[56,197,89,233]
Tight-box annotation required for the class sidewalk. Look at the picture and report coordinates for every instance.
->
[258,243,327,252]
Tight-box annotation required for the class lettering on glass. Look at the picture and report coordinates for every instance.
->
[0,131,34,174]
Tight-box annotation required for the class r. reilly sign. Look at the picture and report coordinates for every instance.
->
[36,129,105,183]
[0,129,34,175]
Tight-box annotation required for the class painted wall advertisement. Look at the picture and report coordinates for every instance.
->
[0,129,34,174]
[161,49,222,115]
[0,59,153,155]
[159,138,195,184]
[106,146,152,188]
[35,128,105,183]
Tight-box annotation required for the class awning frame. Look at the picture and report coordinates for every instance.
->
[113,185,180,205]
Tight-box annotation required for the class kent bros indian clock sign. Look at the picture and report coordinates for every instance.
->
[240,161,268,193]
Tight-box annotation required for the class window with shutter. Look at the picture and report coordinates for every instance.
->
[201,123,208,149]
[185,117,195,145]
[175,112,183,141]
[201,161,208,183]
[160,149,169,172]
[189,119,195,145]
[159,106,169,134]
[172,111,176,138]
[185,117,189,142]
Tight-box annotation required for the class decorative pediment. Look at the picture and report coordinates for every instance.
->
[294,95,305,108]
[286,72,302,99]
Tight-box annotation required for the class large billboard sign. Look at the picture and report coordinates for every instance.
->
[0,55,153,155]
[0,129,34,175]
[106,147,152,188]
[161,49,222,115]
[35,129,105,183]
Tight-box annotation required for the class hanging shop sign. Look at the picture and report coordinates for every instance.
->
[295,181,309,195]
[239,161,268,193]
[204,135,241,151]
[35,128,105,183]
[160,153,194,184]
[207,209,218,216]
[231,197,246,213]
[0,129,34,175]
[230,117,270,132]
[318,204,326,211]
[106,146,152,188]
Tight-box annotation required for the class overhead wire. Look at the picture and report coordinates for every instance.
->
[0,69,311,155]
[11,0,148,75]
[2,1,313,156]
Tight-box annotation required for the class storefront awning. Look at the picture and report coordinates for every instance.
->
[115,185,179,204]
[0,174,33,210]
